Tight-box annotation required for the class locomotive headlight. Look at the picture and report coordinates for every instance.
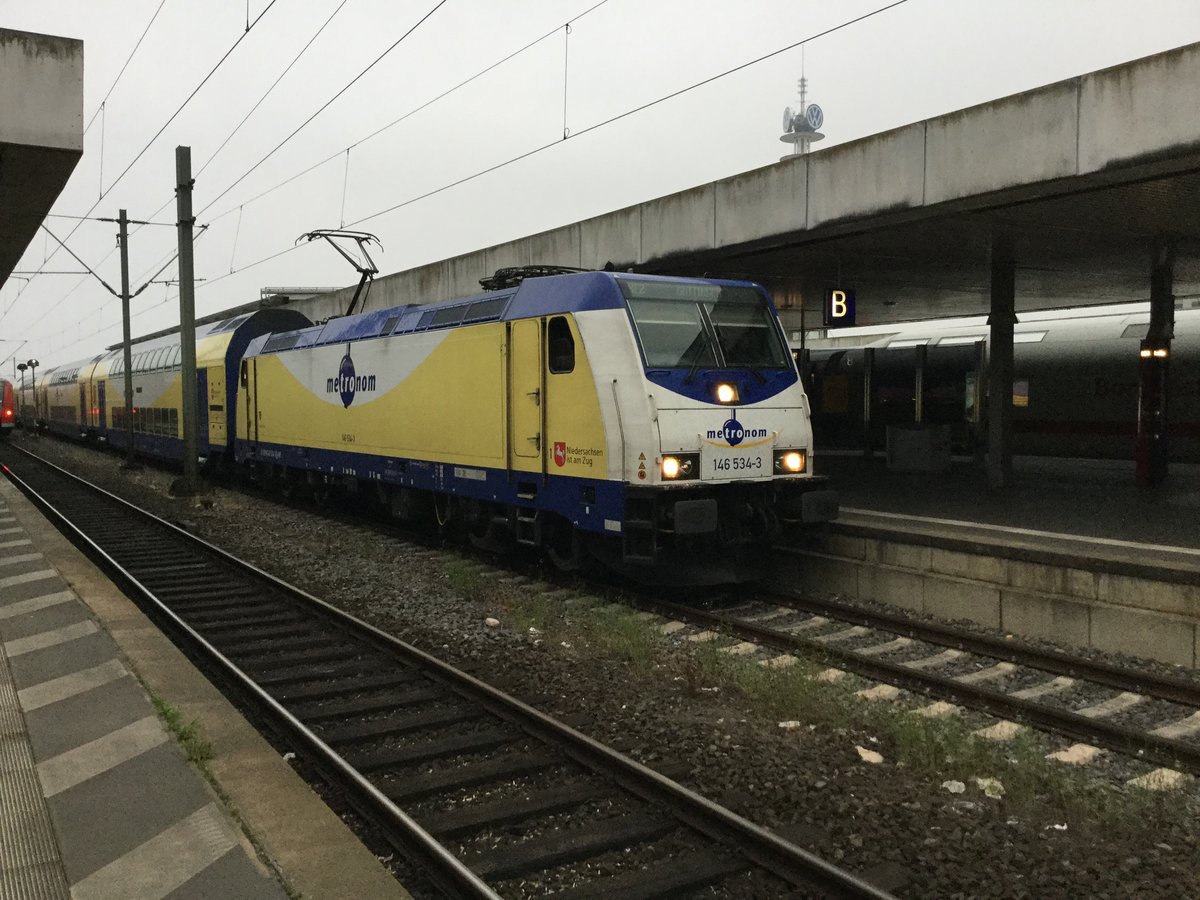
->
[715,383,739,404]
[660,454,699,480]
[774,449,807,473]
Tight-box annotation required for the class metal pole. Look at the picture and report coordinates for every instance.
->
[862,347,874,458]
[118,209,139,467]
[914,344,926,425]
[1136,240,1175,486]
[986,233,1016,489]
[176,147,198,495]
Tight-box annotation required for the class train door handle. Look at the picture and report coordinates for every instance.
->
[527,434,541,451]
[526,389,540,405]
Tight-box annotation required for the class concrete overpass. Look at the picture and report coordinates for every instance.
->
[0,29,84,288]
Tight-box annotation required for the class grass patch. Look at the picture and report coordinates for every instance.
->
[671,644,1191,830]
[443,559,489,600]
[151,695,214,767]
[433,563,1194,830]
[579,603,662,672]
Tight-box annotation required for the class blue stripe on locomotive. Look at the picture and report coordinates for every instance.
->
[241,439,625,534]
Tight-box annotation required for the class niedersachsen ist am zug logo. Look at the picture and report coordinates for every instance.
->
[327,344,376,408]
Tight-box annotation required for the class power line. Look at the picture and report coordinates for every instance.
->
[4,0,283,329]
[198,0,353,179]
[203,0,612,224]
[31,1,911,355]
[201,1,912,292]
[101,0,283,199]
[198,0,450,217]
[349,1,912,227]
[82,0,170,137]
[123,0,356,286]
[25,0,609,333]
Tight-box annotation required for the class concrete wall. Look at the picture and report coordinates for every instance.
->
[306,41,1200,319]
[774,532,1200,670]
[0,29,83,151]
[0,29,84,285]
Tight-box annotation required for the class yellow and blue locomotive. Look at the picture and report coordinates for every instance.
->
[236,270,837,581]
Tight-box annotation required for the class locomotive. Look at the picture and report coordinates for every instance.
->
[19,269,837,582]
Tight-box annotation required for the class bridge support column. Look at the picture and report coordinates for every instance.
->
[986,234,1016,489]
[1136,241,1175,486]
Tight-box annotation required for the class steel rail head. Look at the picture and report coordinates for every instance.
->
[643,596,1200,778]
[1,451,500,900]
[780,592,1200,708]
[3,446,895,900]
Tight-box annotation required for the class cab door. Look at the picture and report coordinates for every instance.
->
[208,365,227,446]
[97,381,106,432]
[508,318,545,470]
[240,359,259,444]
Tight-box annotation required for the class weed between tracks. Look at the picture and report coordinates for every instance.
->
[444,566,1192,831]
[151,695,215,767]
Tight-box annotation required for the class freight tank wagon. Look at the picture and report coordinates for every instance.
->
[237,271,837,581]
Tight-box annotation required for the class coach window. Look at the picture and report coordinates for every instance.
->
[548,316,574,374]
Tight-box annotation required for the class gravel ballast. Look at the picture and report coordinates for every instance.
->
[11,434,1200,899]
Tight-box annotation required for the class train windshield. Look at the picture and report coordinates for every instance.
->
[619,280,790,369]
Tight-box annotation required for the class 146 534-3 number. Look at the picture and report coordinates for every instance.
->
[711,455,763,472]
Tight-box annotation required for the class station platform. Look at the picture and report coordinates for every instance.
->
[0,479,409,900]
[816,453,1200,562]
[780,454,1200,669]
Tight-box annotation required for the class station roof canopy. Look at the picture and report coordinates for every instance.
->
[0,29,84,288]
[316,41,1200,330]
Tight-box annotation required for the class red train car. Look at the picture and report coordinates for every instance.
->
[1,379,15,436]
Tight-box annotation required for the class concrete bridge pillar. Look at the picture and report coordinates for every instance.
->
[986,233,1016,489]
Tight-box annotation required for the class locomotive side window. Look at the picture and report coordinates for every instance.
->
[548,317,575,374]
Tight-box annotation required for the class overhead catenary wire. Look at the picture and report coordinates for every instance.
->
[197,0,913,294]
[203,0,612,225]
[38,1,910,358]
[348,1,912,228]
[197,0,450,218]
[4,0,283,324]
[82,0,170,138]
[61,0,613,313]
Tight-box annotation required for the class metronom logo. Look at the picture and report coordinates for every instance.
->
[327,346,377,408]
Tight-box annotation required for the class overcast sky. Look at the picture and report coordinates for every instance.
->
[4,0,1200,369]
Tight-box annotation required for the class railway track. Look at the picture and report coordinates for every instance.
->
[634,592,1200,783]
[0,445,894,900]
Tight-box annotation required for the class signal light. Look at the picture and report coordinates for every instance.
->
[715,383,739,404]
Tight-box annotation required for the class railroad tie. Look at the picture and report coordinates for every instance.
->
[1074,692,1145,719]
[1047,743,1103,765]
[1149,710,1200,740]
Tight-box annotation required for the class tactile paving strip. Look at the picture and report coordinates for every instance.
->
[0,641,70,900]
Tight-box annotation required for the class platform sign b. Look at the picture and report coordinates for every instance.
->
[824,288,856,327]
